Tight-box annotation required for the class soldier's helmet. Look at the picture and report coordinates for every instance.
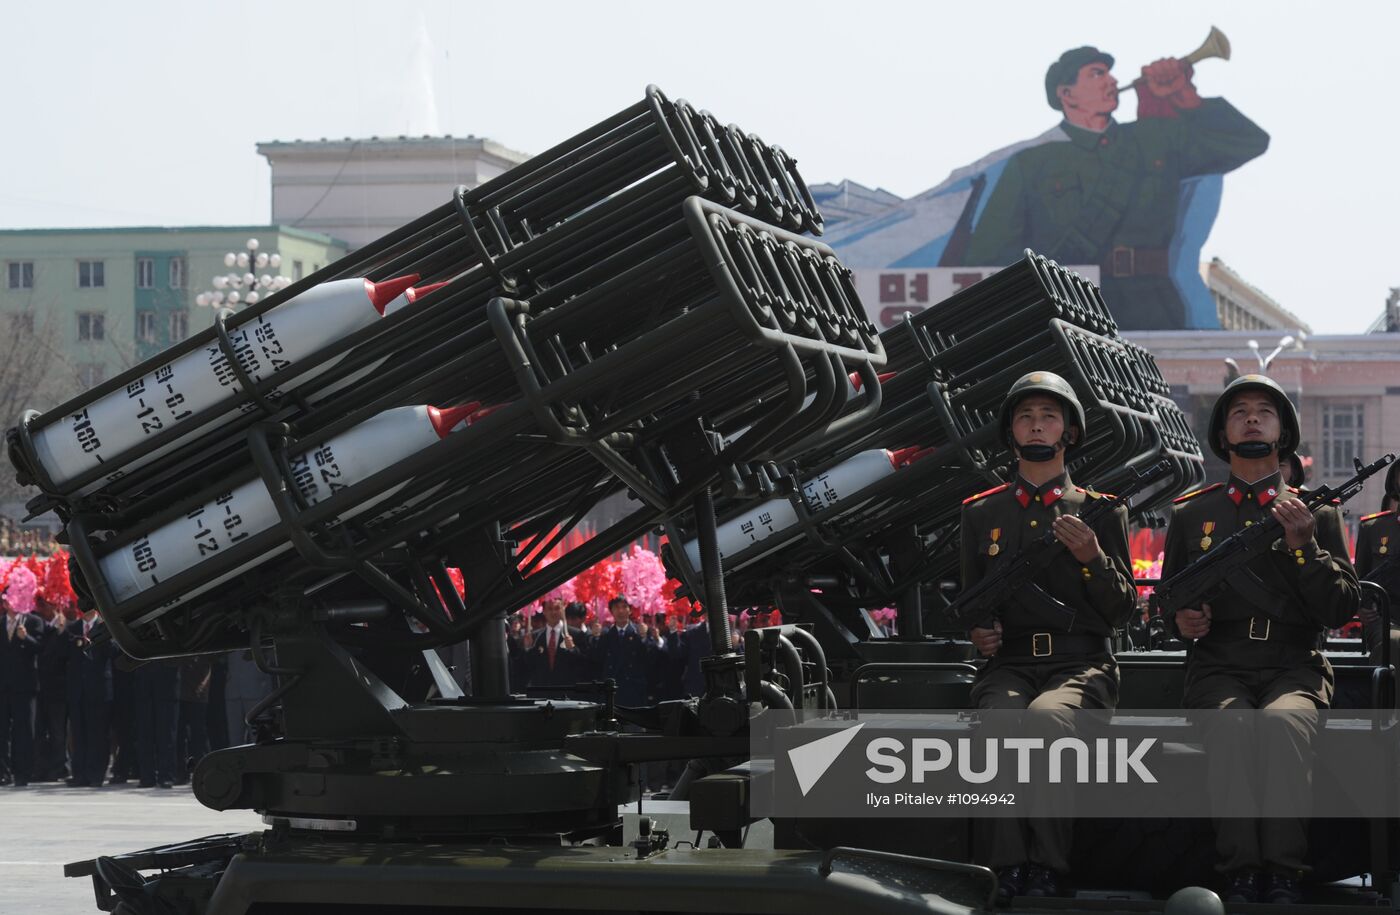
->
[1207,374,1300,461]
[999,371,1086,452]
[1385,457,1400,498]
[1045,46,1115,110]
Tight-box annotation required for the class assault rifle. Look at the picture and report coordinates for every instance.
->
[945,459,1172,631]
[1154,453,1396,624]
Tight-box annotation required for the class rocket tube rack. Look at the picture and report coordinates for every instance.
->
[660,252,1204,612]
[55,199,882,659]
[10,85,823,516]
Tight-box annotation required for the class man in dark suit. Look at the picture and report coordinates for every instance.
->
[521,599,589,691]
[33,603,70,781]
[134,659,179,788]
[681,610,713,698]
[0,605,44,786]
[65,610,113,787]
[592,598,659,707]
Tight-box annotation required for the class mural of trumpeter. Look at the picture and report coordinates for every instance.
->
[824,29,1270,331]
[956,41,1269,329]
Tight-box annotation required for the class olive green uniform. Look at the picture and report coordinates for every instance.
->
[960,101,1269,330]
[1162,472,1359,874]
[960,471,1136,872]
[1353,509,1400,664]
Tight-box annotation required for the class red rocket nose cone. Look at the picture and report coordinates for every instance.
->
[888,445,935,469]
[468,403,507,422]
[849,371,898,393]
[365,274,422,315]
[427,401,482,438]
[405,280,451,304]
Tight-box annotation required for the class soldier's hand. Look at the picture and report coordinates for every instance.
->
[1142,57,1187,97]
[1272,499,1316,550]
[1052,514,1102,564]
[1177,604,1212,640]
[970,621,1002,657]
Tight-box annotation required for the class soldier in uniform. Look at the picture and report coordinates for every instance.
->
[1162,374,1359,905]
[960,46,1269,330]
[961,371,1136,901]
[1353,463,1400,664]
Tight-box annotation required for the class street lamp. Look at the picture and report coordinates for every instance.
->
[1225,333,1302,384]
[195,238,293,313]
[1242,333,1301,373]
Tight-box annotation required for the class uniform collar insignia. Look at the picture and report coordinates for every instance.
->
[1014,473,1069,509]
[1226,472,1283,507]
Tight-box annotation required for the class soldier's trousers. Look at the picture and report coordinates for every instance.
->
[1184,660,1331,874]
[970,658,1118,872]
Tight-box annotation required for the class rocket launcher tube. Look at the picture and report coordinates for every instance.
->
[31,274,420,493]
[99,403,474,610]
[682,447,918,569]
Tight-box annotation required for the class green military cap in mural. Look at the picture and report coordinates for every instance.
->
[1045,46,1115,109]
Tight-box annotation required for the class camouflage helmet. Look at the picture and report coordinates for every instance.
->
[1207,374,1300,461]
[999,371,1087,451]
[1045,46,1115,110]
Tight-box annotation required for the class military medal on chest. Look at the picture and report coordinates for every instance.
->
[988,527,1001,557]
[1382,535,1390,556]
[1200,521,1215,551]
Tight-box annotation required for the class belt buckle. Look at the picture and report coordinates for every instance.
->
[1111,246,1134,278]
[1248,617,1271,641]
[1032,632,1053,657]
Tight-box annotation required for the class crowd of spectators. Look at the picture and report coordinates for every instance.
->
[505,596,780,704]
[0,596,275,788]
[0,587,776,789]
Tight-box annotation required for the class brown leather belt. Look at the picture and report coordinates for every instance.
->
[1207,617,1319,649]
[1103,246,1170,278]
[998,632,1112,659]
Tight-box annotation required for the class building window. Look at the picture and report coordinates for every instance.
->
[169,257,186,289]
[136,258,154,289]
[77,312,105,342]
[7,262,33,289]
[169,310,189,342]
[78,260,105,288]
[1321,402,1365,480]
[77,364,104,388]
[137,310,157,343]
[293,260,304,280]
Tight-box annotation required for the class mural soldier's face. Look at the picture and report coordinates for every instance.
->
[1060,62,1119,118]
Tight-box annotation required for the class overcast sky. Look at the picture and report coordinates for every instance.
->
[3,1,1395,334]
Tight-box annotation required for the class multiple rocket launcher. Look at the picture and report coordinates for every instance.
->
[665,252,1206,620]
[9,87,885,660]
[9,85,1205,656]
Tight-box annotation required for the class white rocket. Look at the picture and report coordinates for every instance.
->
[32,274,433,493]
[681,443,934,570]
[100,401,479,616]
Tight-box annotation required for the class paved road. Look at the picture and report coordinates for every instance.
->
[0,783,263,915]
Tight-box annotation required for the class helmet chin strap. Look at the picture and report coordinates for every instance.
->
[1228,440,1277,459]
[1017,432,1075,463]
[1019,444,1059,463]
